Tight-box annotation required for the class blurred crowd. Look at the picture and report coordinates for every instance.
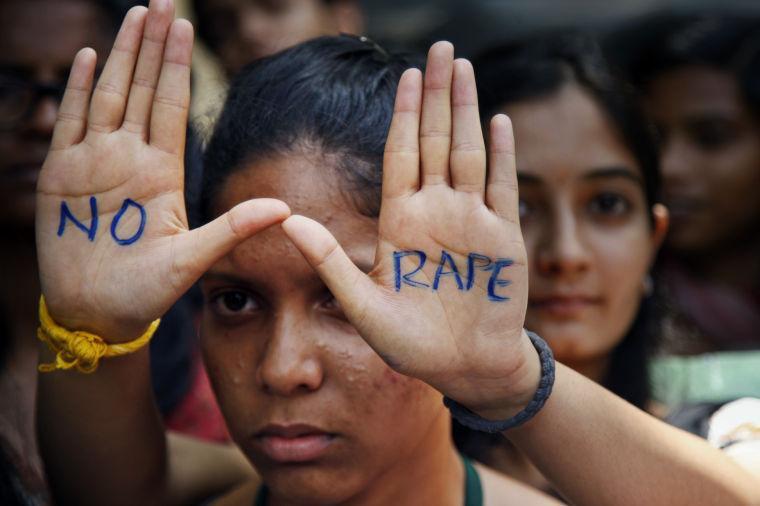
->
[1,0,758,504]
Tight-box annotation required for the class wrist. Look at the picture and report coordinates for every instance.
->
[467,329,543,419]
[37,295,160,373]
[445,330,554,433]
[43,295,157,344]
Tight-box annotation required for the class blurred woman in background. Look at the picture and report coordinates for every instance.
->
[192,0,364,75]
[456,32,670,493]
[611,12,760,354]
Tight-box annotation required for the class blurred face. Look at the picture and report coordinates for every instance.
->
[646,65,760,254]
[504,84,663,376]
[199,0,346,74]
[0,0,112,229]
[200,154,446,503]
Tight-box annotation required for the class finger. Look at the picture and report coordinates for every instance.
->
[382,68,422,200]
[420,41,454,186]
[87,6,148,134]
[281,215,379,332]
[149,19,193,155]
[450,59,486,195]
[50,48,97,150]
[123,0,175,137]
[172,199,291,284]
[486,114,519,222]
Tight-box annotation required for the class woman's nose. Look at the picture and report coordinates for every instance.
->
[26,96,58,137]
[257,312,324,397]
[535,210,590,279]
[660,134,693,185]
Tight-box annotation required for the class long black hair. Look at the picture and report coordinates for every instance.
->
[454,31,663,460]
[199,35,420,223]
[608,11,760,117]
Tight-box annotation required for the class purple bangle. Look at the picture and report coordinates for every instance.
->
[444,331,555,433]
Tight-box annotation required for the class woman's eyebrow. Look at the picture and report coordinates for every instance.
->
[582,167,644,185]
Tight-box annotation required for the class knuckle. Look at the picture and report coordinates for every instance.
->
[56,111,83,123]
[121,119,144,134]
[87,122,113,133]
[384,145,419,155]
[95,81,127,98]
[225,208,243,239]
[153,94,188,111]
[452,141,485,153]
[131,76,157,91]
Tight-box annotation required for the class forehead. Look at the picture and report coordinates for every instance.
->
[215,154,377,273]
[647,65,743,117]
[0,0,113,69]
[503,84,640,183]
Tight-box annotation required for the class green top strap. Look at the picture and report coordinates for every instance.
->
[254,455,483,506]
[463,455,484,506]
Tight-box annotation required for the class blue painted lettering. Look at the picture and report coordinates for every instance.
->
[487,259,513,301]
[393,250,428,291]
[433,250,464,290]
[57,197,99,241]
[110,198,147,246]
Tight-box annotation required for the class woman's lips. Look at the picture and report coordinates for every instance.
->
[529,296,601,318]
[255,424,336,463]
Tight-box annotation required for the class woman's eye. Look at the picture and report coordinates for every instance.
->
[210,291,259,316]
[588,192,631,217]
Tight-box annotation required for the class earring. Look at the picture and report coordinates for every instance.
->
[642,274,654,297]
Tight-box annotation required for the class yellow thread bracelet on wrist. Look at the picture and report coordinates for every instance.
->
[37,296,160,374]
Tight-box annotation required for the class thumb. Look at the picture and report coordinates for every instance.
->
[281,215,379,327]
[173,198,290,282]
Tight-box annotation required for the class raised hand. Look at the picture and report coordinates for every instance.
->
[283,42,539,415]
[36,0,289,342]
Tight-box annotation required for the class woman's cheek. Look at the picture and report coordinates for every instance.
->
[335,345,440,433]
[199,327,259,440]
[593,226,651,327]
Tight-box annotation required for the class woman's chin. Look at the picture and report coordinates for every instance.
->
[259,466,362,505]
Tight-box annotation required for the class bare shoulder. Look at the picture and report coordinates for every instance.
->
[211,480,260,506]
[476,462,565,506]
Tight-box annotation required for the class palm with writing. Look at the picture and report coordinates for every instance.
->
[283,43,539,415]
[36,0,289,342]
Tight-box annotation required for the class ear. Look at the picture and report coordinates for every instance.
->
[329,0,365,35]
[648,203,669,266]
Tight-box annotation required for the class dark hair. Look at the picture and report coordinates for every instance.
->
[454,32,662,460]
[609,11,760,117]
[200,35,419,222]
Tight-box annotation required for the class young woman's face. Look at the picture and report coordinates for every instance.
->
[0,0,113,228]
[200,154,447,503]
[199,0,350,74]
[646,65,760,254]
[503,84,664,376]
